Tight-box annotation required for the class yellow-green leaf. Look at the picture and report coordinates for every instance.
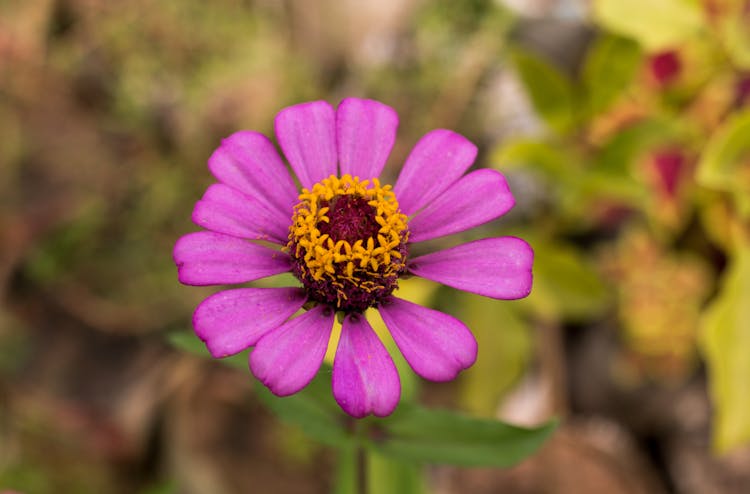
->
[518,240,610,322]
[582,33,642,116]
[700,246,750,452]
[491,138,569,175]
[509,48,576,135]
[721,6,750,69]
[592,0,704,51]
[696,110,750,218]
[458,296,532,416]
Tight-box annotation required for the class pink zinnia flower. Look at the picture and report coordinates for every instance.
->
[173,98,533,418]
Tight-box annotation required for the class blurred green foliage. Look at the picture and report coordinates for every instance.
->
[700,245,750,452]
[592,0,704,50]
[697,110,750,217]
[498,0,750,454]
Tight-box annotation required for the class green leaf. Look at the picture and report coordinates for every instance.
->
[720,8,750,69]
[492,138,569,175]
[255,370,354,448]
[167,330,247,369]
[167,330,207,355]
[370,403,556,466]
[492,136,648,213]
[509,48,576,135]
[368,450,425,494]
[576,168,648,205]
[595,118,680,175]
[587,118,687,207]
[697,110,750,218]
[458,297,532,416]
[700,245,750,453]
[168,331,352,448]
[582,33,642,117]
[490,138,581,197]
[585,118,683,206]
[592,0,704,50]
[518,240,610,322]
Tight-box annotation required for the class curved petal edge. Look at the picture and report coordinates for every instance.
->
[275,101,337,189]
[394,129,477,216]
[193,287,307,358]
[409,169,515,243]
[332,313,401,418]
[379,297,477,382]
[173,231,291,286]
[249,305,335,396]
[336,97,398,180]
[191,183,290,244]
[408,237,533,300]
[207,130,298,218]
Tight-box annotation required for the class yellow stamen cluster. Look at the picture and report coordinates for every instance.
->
[286,174,408,307]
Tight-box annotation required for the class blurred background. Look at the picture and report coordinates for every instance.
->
[2,0,750,492]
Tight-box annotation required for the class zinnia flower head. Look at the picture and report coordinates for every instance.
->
[173,98,533,418]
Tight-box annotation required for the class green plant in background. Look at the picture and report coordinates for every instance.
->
[498,0,750,453]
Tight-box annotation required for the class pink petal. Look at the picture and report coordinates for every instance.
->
[378,297,477,381]
[408,237,533,299]
[332,313,401,418]
[207,131,298,218]
[193,287,307,358]
[336,98,398,180]
[393,129,477,216]
[409,169,515,243]
[249,305,335,396]
[191,184,290,244]
[275,101,337,189]
[173,232,291,286]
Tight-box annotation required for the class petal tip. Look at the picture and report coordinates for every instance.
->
[339,96,398,116]
[275,100,335,124]
[379,298,478,382]
[429,128,478,157]
[205,342,233,359]
[332,313,401,418]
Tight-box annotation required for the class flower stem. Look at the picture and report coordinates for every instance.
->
[336,417,368,494]
[357,442,367,494]
[333,445,357,494]
[355,420,368,494]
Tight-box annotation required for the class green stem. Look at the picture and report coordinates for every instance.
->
[333,445,357,494]
[334,420,367,494]
[356,421,367,494]
[357,443,367,494]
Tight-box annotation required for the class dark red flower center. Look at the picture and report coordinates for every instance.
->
[286,175,409,313]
